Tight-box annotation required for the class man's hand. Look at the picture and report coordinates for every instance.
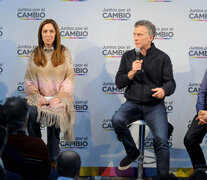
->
[196,110,207,125]
[151,88,165,99]
[133,60,143,72]
[128,60,143,80]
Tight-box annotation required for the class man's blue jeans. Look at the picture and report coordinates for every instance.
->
[112,101,169,175]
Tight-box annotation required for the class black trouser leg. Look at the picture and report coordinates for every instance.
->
[184,115,207,169]
[47,126,60,162]
[28,105,60,162]
[27,105,41,138]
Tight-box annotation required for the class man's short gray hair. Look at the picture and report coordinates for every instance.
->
[57,150,81,178]
[134,20,156,38]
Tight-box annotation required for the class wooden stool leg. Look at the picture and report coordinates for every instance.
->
[137,122,145,180]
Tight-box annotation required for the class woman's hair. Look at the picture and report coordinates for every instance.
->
[33,19,65,67]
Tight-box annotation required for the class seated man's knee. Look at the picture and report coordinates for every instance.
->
[154,137,168,149]
[184,134,193,148]
[112,114,124,129]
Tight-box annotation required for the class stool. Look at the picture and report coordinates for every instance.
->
[130,120,156,180]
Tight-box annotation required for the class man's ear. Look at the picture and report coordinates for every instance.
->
[150,34,154,42]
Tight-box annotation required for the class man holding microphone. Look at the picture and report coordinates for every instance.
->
[112,20,176,178]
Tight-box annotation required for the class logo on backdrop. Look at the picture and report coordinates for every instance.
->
[60,26,88,39]
[165,101,173,113]
[102,82,126,94]
[60,136,88,149]
[102,45,130,58]
[145,137,173,149]
[145,137,155,149]
[189,9,207,21]
[17,82,25,94]
[155,27,174,40]
[0,63,3,76]
[189,46,207,59]
[17,45,36,57]
[74,63,88,76]
[102,8,131,20]
[187,119,192,129]
[188,82,200,95]
[102,119,113,131]
[74,100,88,112]
[17,8,46,20]
[0,26,3,38]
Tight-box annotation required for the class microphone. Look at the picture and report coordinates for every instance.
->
[135,47,140,60]
[135,48,141,74]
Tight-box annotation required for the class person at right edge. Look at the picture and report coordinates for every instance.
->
[112,20,176,178]
[184,69,207,171]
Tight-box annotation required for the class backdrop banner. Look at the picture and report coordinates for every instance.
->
[0,0,207,177]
